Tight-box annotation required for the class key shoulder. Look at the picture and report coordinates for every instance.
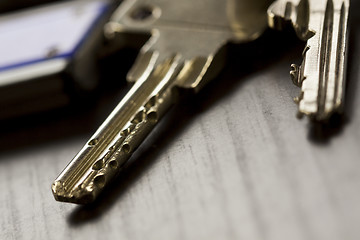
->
[106,0,273,92]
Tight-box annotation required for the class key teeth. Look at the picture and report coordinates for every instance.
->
[267,0,309,32]
[290,64,302,87]
[268,0,315,41]
[296,111,305,119]
[294,88,304,103]
[267,1,292,31]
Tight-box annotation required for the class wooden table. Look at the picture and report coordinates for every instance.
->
[1,3,360,239]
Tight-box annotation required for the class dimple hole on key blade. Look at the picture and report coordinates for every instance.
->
[122,143,131,154]
[131,110,146,124]
[108,160,118,170]
[145,96,157,110]
[93,175,106,188]
[147,111,158,123]
[120,128,131,137]
[88,138,98,146]
[92,159,105,170]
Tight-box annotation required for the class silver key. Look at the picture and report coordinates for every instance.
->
[52,0,274,204]
[268,0,350,121]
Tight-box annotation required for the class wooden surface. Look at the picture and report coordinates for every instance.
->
[1,4,360,240]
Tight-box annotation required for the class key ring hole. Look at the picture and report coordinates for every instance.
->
[129,5,160,22]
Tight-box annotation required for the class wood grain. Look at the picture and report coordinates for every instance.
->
[1,4,360,240]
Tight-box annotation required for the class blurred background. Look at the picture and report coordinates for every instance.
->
[1,1,360,240]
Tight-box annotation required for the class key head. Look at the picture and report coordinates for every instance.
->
[106,0,274,92]
[268,0,350,121]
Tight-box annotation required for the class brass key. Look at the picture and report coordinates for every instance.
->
[268,0,350,121]
[52,0,274,204]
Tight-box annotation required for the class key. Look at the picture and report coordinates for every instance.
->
[268,0,350,121]
[52,0,274,204]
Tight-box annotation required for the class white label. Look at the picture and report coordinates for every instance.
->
[0,0,108,71]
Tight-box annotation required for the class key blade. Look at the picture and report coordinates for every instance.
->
[268,0,350,121]
[52,52,182,203]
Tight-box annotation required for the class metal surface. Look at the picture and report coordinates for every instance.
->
[52,0,274,204]
[268,0,350,121]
